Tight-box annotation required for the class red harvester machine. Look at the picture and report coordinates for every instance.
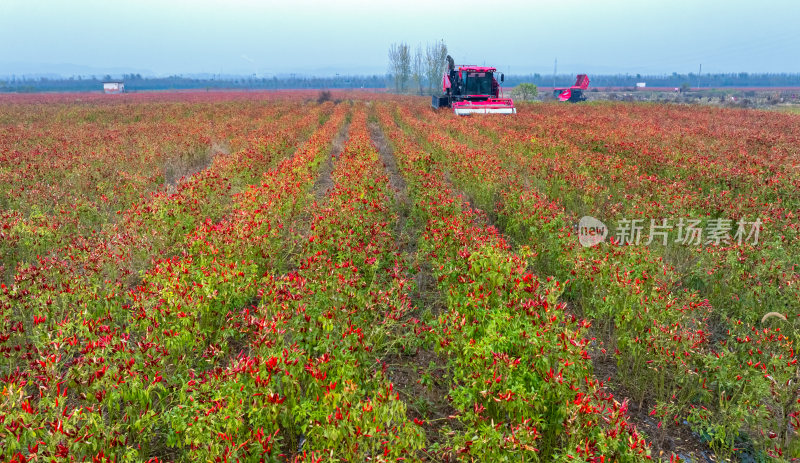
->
[553,74,590,102]
[432,55,516,115]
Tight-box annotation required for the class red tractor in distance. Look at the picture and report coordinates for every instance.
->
[554,74,590,102]
[432,55,516,115]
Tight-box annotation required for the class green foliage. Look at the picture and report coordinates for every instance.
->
[514,82,538,101]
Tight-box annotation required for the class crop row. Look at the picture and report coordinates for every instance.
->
[0,102,343,460]
[401,101,798,460]
[0,100,306,279]
[464,102,799,325]
[374,103,650,461]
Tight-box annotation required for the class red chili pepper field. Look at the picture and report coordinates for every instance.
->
[0,91,798,462]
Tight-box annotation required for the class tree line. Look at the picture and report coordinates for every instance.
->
[505,72,800,89]
[0,74,388,93]
[387,41,448,94]
[4,70,800,93]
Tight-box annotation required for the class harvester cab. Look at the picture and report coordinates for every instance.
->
[554,74,590,102]
[431,55,516,115]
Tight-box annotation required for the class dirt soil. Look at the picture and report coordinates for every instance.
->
[592,350,720,462]
[312,122,349,202]
[369,121,459,460]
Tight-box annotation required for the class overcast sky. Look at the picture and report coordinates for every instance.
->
[2,0,799,77]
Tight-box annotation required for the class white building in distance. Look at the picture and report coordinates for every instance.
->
[103,81,124,94]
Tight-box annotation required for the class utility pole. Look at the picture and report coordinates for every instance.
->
[553,58,557,89]
[698,64,702,89]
